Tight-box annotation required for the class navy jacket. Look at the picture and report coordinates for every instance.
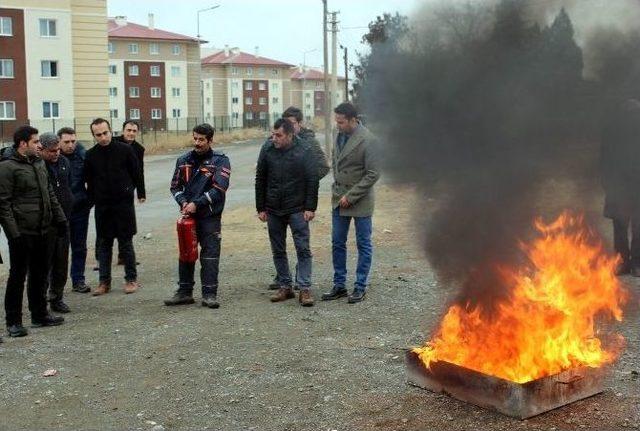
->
[170,149,231,218]
[45,155,73,219]
[64,143,89,211]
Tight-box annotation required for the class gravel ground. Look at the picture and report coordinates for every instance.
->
[0,143,637,430]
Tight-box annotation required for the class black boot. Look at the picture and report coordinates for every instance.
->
[31,314,64,327]
[50,300,71,313]
[164,292,195,306]
[7,324,28,337]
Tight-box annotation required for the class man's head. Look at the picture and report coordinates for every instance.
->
[122,120,140,143]
[192,123,215,154]
[90,118,112,146]
[40,132,61,163]
[334,102,359,134]
[57,127,77,155]
[271,118,294,149]
[13,125,40,157]
[282,106,303,135]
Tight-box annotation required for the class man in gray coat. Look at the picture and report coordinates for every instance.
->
[322,103,380,303]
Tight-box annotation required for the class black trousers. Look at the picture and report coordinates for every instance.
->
[96,235,137,283]
[178,216,221,296]
[5,234,50,325]
[613,217,640,266]
[46,230,70,302]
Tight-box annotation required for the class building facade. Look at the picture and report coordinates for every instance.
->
[289,68,346,122]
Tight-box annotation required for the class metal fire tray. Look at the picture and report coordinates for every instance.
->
[405,350,608,419]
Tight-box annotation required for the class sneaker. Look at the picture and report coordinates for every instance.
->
[164,292,195,306]
[270,287,295,302]
[298,289,315,307]
[92,281,111,296]
[347,289,366,304]
[202,295,220,309]
[7,324,28,337]
[31,314,64,327]
[50,300,71,313]
[72,283,91,293]
[123,281,139,294]
[321,287,348,301]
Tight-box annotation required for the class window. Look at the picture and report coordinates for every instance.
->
[129,87,139,98]
[272,68,279,76]
[245,82,252,91]
[128,65,139,76]
[272,82,279,91]
[172,87,181,97]
[108,42,114,54]
[110,109,118,118]
[206,82,210,89]
[258,82,266,91]
[258,67,265,76]
[272,97,279,104]
[151,108,162,119]
[150,65,160,76]
[245,97,252,105]
[231,82,239,89]
[39,19,56,37]
[245,112,253,120]
[42,101,60,118]
[128,43,139,54]
[108,87,117,96]
[232,112,239,119]
[305,93,311,99]
[41,60,58,78]
[172,44,181,55]
[129,108,140,119]
[0,101,15,119]
[246,67,253,75]
[0,59,14,78]
[231,66,238,75]
[0,17,12,36]
[259,111,267,120]
[150,87,161,98]
[172,108,181,118]
[316,81,323,88]
[306,104,311,110]
[259,97,266,105]
[109,65,116,74]
[232,97,239,104]
[206,97,211,105]
[171,66,180,77]
[149,43,159,55]
[315,92,322,99]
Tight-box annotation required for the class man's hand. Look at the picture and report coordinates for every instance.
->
[339,196,351,208]
[258,211,267,222]
[138,198,146,204]
[303,211,315,222]
[181,202,197,214]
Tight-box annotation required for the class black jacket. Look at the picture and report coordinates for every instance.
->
[299,127,330,179]
[116,136,146,199]
[45,155,73,219]
[255,136,319,216]
[64,142,90,212]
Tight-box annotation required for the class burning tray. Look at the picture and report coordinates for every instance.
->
[405,350,608,419]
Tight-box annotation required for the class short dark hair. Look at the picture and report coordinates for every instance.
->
[193,123,215,141]
[282,106,303,122]
[13,125,39,148]
[90,118,111,134]
[334,102,358,120]
[273,118,294,135]
[57,127,76,138]
[122,119,140,131]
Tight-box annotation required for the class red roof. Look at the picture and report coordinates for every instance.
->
[291,68,345,81]
[201,50,294,67]
[108,18,200,42]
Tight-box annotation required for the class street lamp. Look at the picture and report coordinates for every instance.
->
[302,48,318,69]
[197,4,220,123]
[197,5,220,41]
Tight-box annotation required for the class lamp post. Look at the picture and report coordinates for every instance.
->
[197,5,220,41]
[198,4,220,123]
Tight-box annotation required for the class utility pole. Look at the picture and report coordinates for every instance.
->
[340,44,349,102]
[322,0,331,158]
[330,11,339,114]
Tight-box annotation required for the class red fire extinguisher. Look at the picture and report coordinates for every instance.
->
[177,215,198,263]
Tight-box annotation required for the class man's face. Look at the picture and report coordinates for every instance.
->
[122,123,139,143]
[335,113,358,134]
[59,133,77,155]
[22,134,41,157]
[41,143,61,163]
[193,132,212,154]
[272,127,293,149]
[284,116,301,135]
[91,122,112,146]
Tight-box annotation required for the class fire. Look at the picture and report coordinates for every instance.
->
[414,212,628,383]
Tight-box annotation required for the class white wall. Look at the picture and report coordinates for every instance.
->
[108,59,125,121]
[164,60,189,120]
[268,79,284,118]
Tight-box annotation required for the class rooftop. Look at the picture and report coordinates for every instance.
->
[108,17,201,43]
[202,49,294,67]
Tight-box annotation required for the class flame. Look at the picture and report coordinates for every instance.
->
[413,212,628,383]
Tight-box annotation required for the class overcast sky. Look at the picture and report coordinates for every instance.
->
[107,0,421,76]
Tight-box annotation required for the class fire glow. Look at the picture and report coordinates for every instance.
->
[414,212,628,384]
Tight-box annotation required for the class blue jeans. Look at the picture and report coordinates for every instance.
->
[69,206,90,285]
[178,216,222,296]
[267,212,312,290]
[332,207,373,291]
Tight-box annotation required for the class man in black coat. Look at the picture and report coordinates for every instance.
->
[84,118,141,295]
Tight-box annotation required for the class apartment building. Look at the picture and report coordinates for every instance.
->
[0,0,108,141]
[289,67,345,122]
[108,15,201,128]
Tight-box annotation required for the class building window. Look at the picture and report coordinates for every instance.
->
[110,109,118,118]
[0,59,14,78]
[272,97,279,104]
[0,17,12,36]
[305,93,311,99]
[245,97,252,105]
[109,87,117,96]
[109,64,117,74]
[231,81,239,89]
[258,82,266,91]
[272,68,279,76]
[150,65,160,76]
[171,66,180,77]
[39,19,57,37]
[259,97,266,105]
[129,108,140,119]
[245,82,252,91]
[258,67,265,76]
[245,112,253,120]
[108,42,114,54]
[128,65,139,76]
[206,82,210,89]
[150,87,161,98]
[129,87,139,98]
[306,104,311,110]
[231,66,238,75]
[315,92,322,99]
[206,97,211,105]
[172,108,181,118]
[316,81,323,89]
[172,44,181,55]
[41,60,58,78]
[246,67,253,76]
[172,87,181,97]
[232,97,239,104]
[149,43,159,55]
[259,111,267,120]
[272,82,279,91]
[128,43,139,54]
[0,101,16,119]
[151,108,162,119]
[232,112,239,119]
[43,101,60,118]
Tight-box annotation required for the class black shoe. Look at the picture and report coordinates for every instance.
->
[72,283,91,293]
[7,324,28,337]
[164,292,195,306]
[348,290,366,304]
[50,300,71,313]
[31,314,64,327]
[321,287,348,301]
[268,282,280,290]
[202,295,220,309]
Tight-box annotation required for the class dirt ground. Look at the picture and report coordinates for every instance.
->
[0,141,638,430]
